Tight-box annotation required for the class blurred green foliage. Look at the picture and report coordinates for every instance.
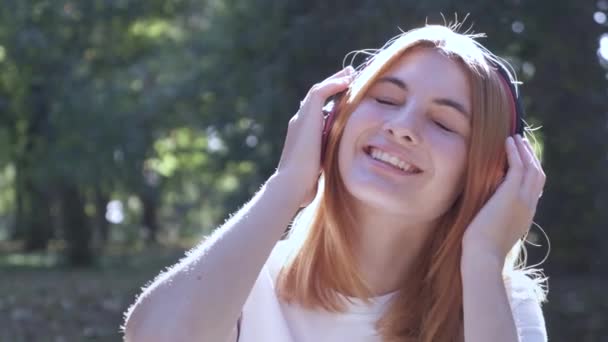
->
[0,0,607,340]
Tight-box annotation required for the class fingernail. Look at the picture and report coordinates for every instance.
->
[346,65,355,74]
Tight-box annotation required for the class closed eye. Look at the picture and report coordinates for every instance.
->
[375,98,398,106]
[434,120,454,132]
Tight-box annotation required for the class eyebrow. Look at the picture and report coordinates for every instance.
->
[376,76,471,119]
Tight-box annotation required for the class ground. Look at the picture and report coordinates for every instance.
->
[0,245,184,342]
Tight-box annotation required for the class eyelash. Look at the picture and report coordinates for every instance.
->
[375,98,396,106]
[433,120,454,132]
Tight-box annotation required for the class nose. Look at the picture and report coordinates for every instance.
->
[382,105,423,145]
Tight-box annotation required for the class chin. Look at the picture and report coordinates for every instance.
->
[340,171,415,213]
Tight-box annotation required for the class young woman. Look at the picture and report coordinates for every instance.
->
[123,24,548,342]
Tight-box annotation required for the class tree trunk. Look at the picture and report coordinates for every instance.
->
[141,188,160,244]
[22,178,53,251]
[12,82,53,251]
[61,183,94,266]
[94,187,110,245]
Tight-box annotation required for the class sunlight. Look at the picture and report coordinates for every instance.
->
[105,200,124,224]
[129,19,184,41]
[594,11,607,24]
[208,134,224,152]
[245,135,258,147]
[597,33,608,62]
[511,21,525,34]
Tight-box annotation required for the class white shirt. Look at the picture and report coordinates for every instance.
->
[234,242,547,342]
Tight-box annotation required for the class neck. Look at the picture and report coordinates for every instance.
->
[351,198,436,297]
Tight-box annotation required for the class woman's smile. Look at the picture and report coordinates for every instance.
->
[362,145,424,178]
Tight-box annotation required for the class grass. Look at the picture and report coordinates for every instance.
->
[0,244,187,342]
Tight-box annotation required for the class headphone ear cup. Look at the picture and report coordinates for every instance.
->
[493,62,525,135]
[320,91,346,164]
[514,96,525,135]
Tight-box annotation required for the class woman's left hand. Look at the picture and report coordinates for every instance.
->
[462,134,546,262]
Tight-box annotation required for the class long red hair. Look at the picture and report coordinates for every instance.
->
[277,25,546,342]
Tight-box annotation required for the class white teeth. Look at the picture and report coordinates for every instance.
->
[368,147,418,173]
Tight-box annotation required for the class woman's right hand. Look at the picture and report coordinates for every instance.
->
[275,66,355,207]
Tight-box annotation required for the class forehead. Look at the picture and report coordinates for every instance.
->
[377,47,471,106]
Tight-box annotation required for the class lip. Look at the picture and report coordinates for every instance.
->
[364,153,423,178]
[362,143,424,173]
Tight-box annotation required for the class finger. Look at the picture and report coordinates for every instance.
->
[521,138,546,197]
[516,136,542,203]
[521,138,546,177]
[521,137,545,184]
[503,136,524,187]
[520,137,541,170]
[299,67,353,109]
[513,135,533,170]
[325,65,355,82]
[514,135,539,195]
[521,137,546,187]
[303,75,354,111]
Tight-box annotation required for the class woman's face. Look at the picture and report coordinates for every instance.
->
[338,47,471,224]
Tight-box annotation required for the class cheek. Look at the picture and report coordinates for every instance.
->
[430,134,468,184]
[338,109,377,160]
[337,117,357,174]
[345,106,378,133]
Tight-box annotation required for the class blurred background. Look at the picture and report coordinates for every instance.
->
[0,0,606,341]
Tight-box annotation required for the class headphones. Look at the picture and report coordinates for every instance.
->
[492,61,525,136]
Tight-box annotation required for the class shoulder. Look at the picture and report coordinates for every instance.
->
[239,240,299,341]
[243,240,292,309]
[265,239,298,280]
